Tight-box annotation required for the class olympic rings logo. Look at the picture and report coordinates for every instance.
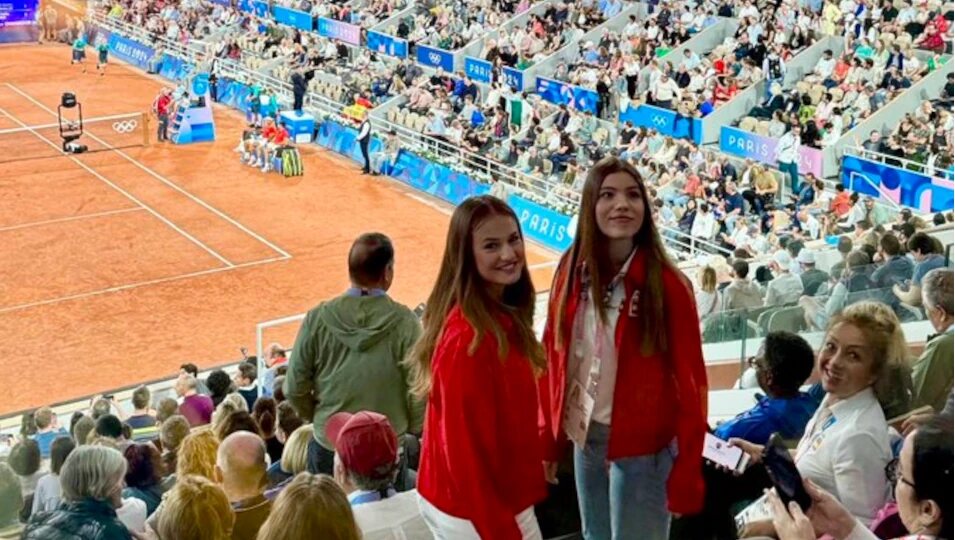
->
[428,52,441,64]
[112,120,139,133]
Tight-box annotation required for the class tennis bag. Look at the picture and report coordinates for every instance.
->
[279,146,303,177]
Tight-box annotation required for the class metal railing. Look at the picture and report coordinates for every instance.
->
[844,145,955,183]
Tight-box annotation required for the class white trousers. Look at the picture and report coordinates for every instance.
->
[417,494,543,540]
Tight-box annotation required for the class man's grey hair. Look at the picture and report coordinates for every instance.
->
[923,268,954,316]
[59,445,127,503]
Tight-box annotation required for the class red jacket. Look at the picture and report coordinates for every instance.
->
[155,94,172,116]
[538,248,708,515]
[418,306,547,539]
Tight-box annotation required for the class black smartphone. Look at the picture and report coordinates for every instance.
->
[762,433,812,512]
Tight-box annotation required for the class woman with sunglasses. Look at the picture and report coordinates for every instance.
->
[769,416,952,540]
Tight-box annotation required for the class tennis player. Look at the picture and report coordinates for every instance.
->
[96,40,109,76]
[71,35,87,73]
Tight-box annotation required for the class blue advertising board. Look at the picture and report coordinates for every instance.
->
[238,0,269,17]
[0,0,37,23]
[507,195,575,251]
[216,78,253,112]
[272,6,313,31]
[107,33,155,70]
[366,30,408,59]
[841,154,955,214]
[316,119,383,164]
[619,104,703,145]
[416,43,454,72]
[158,54,193,81]
[535,77,598,114]
[502,66,524,90]
[464,56,493,83]
[389,150,491,205]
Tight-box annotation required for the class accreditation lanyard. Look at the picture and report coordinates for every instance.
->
[794,407,837,464]
[562,250,637,447]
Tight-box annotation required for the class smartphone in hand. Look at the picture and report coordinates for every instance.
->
[703,433,750,473]
[762,433,812,511]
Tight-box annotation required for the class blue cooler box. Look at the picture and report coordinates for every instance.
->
[279,111,315,143]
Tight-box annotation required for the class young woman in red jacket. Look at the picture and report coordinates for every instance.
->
[408,195,548,539]
[538,157,709,540]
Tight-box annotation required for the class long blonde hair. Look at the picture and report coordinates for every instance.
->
[405,195,543,398]
[157,475,234,540]
[176,429,219,480]
[825,301,912,412]
[256,473,360,540]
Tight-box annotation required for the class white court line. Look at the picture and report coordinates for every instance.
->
[7,83,293,260]
[0,256,288,315]
[0,207,144,233]
[0,106,235,268]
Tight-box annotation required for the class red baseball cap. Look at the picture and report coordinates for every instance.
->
[325,411,398,478]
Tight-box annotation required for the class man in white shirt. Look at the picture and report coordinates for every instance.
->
[652,71,682,110]
[775,125,801,195]
[764,250,805,306]
[813,49,836,82]
[681,48,701,71]
[691,202,717,241]
[328,411,432,540]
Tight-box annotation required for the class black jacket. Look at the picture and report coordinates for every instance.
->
[291,72,307,95]
[23,499,132,540]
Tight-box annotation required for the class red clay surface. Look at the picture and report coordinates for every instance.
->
[0,43,558,415]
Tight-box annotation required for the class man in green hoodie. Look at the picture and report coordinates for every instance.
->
[285,233,423,480]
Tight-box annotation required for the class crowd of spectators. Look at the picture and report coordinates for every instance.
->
[737,0,952,151]
[382,0,540,52]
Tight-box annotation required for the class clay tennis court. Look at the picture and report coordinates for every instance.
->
[0,43,558,415]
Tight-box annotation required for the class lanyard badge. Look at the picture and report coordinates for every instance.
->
[628,289,640,318]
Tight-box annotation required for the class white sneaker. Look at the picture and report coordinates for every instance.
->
[261,163,270,173]
[234,143,244,152]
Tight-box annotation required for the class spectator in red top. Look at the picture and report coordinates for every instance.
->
[153,88,173,142]
[829,184,852,217]
[539,157,708,540]
[407,195,547,539]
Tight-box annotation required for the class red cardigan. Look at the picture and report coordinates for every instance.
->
[538,248,709,515]
[418,306,548,539]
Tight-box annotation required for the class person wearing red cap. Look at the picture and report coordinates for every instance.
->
[406,196,548,539]
[327,411,432,540]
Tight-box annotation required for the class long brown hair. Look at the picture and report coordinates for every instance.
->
[554,156,680,355]
[406,195,544,398]
[255,473,360,540]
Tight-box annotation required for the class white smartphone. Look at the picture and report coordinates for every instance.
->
[703,432,749,473]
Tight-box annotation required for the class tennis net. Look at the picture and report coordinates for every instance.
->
[0,112,149,164]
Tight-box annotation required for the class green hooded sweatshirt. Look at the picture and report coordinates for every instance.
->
[285,293,423,449]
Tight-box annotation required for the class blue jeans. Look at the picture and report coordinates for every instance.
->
[779,160,800,194]
[574,422,674,540]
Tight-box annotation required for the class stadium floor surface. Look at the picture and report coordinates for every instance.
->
[0,44,559,415]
